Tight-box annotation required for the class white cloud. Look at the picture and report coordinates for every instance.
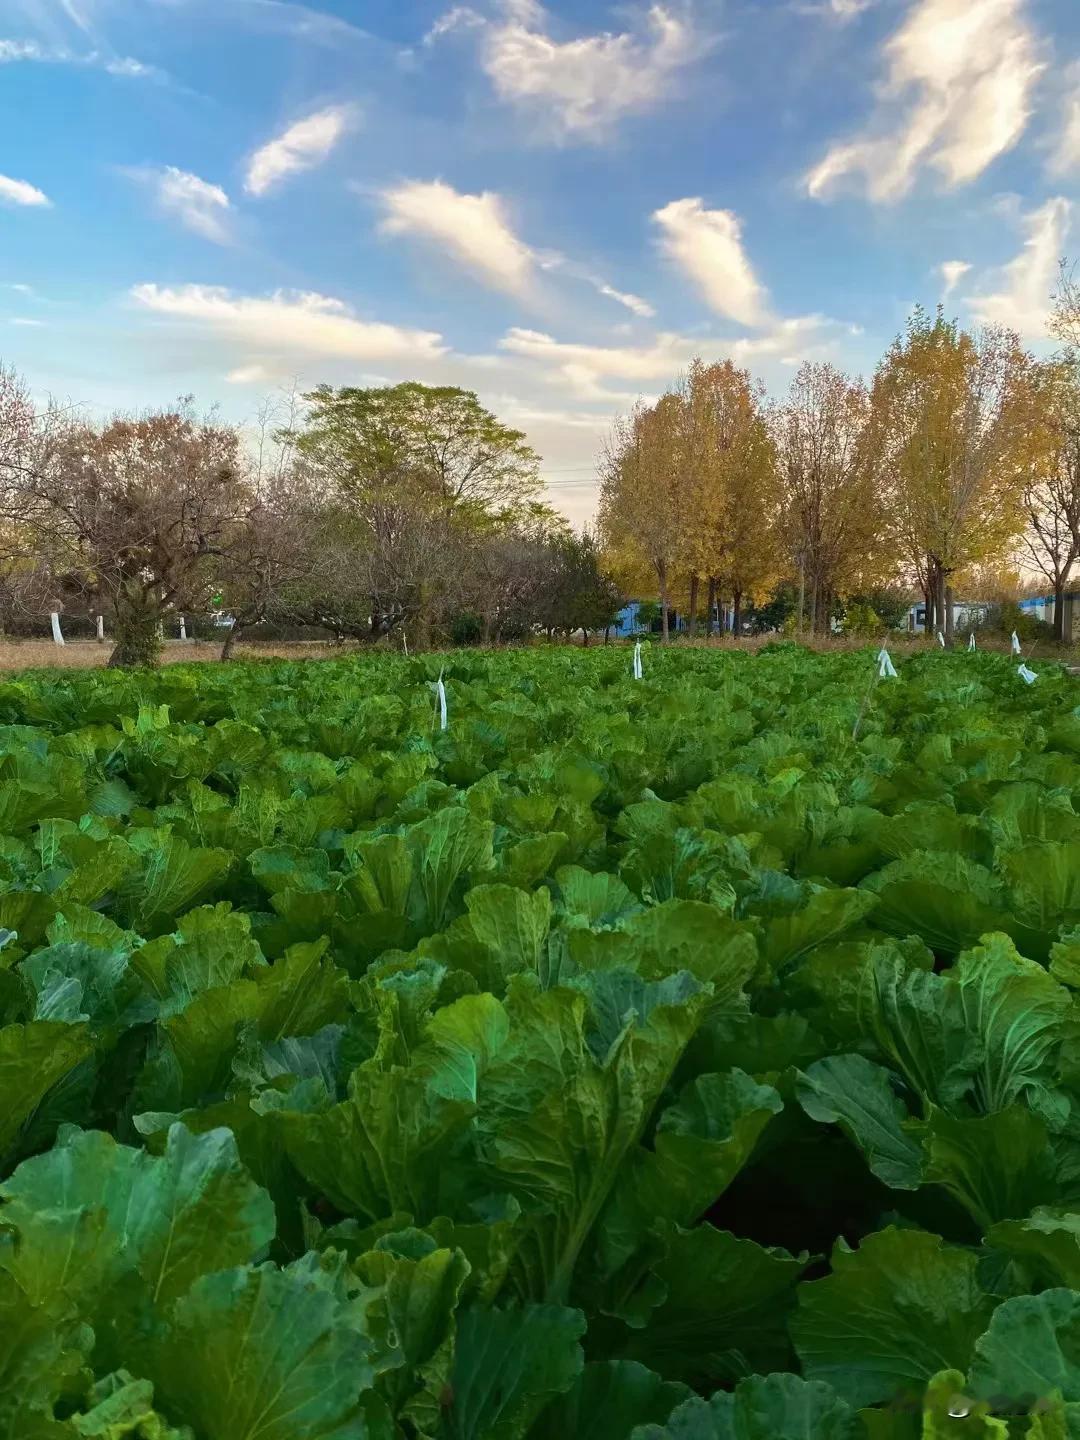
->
[968,197,1069,339]
[0,174,50,207]
[498,326,692,400]
[653,197,769,326]
[131,166,231,243]
[0,40,41,60]
[129,283,447,363]
[807,0,1043,202]
[380,179,536,297]
[592,282,655,319]
[59,1,93,34]
[794,0,875,17]
[938,259,971,300]
[377,177,654,318]
[1048,65,1080,177]
[9,317,43,326]
[423,6,484,45]
[103,54,153,76]
[225,363,273,385]
[481,1,700,141]
[0,36,158,76]
[244,104,356,197]
[499,311,856,403]
[6,282,33,294]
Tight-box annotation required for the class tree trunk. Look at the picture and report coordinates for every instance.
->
[603,625,611,645]
[220,619,242,660]
[935,566,947,640]
[1055,581,1067,644]
[922,583,933,636]
[706,576,717,636]
[658,562,670,645]
[581,628,589,646]
[809,580,818,636]
[688,575,699,638]
[732,589,743,638]
[797,557,806,636]
[413,608,432,651]
[107,586,162,668]
[944,580,955,647]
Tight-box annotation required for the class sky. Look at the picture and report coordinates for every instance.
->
[2,0,1080,525]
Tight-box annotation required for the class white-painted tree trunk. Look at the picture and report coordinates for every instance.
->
[96,614,105,643]
[179,616,187,641]
[50,612,64,646]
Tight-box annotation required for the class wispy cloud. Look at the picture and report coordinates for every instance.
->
[130,283,447,362]
[225,363,274,384]
[968,197,1070,340]
[500,314,850,400]
[1048,63,1080,177]
[591,281,655,319]
[423,5,484,45]
[0,174,50,208]
[0,35,160,77]
[653,198,770,327]
[807,0,1043,202]
[425,0,703,142]
[127,166,231,243]
[377,176,654,317]
[9,317,44,327]
[799,0,876,17]
[244,104,357,197]
[938,259,971,301]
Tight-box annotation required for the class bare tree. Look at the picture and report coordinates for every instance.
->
[0,385,249,666]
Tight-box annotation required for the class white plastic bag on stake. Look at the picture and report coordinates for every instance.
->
[1011,630,1022,655]
[179,616,187,641]
[96,614,104,643]
[877,647,898,678]
[1018,663,1037,684]
[632,641,643,680]
[936,630,945,648]
[968,633,976,651]
[436,671,448,731]
[49,612,64,646]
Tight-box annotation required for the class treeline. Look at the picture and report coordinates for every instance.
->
[0,375,619,667]
[599,286,1080,646]
[8,275,1080,668]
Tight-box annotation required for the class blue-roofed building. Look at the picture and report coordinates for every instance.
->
[613,602,644,637]
[613,602,689,637]
[1017,592,1080,638]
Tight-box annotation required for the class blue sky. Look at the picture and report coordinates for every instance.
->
[3,0,1080,523]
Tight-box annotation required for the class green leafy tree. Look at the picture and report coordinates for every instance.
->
[538,531,622,644]
[293,382,541,644]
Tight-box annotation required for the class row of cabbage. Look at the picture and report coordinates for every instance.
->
[0,644,1076,1437]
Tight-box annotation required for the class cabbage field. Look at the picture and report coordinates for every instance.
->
[5,642,1080,1437]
